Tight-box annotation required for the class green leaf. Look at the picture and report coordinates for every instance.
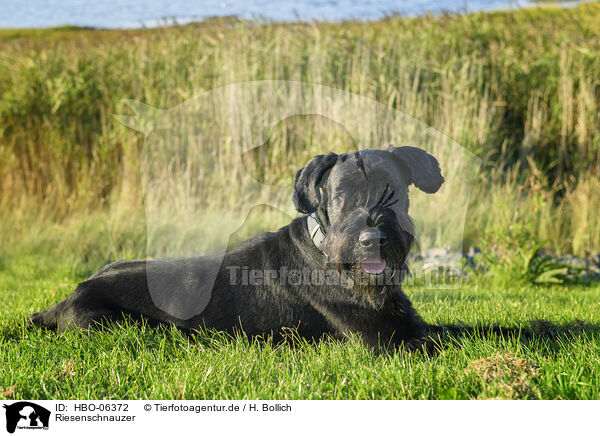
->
[533,267,569,284]
[523,240,549,274]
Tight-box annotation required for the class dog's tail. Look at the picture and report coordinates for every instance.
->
[29,299,70,330]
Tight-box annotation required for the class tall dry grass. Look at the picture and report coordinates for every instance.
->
[0,4,599,265]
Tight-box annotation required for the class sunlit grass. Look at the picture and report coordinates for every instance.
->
[1,255,599,400]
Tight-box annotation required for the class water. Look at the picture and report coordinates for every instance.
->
[0,0,585,29]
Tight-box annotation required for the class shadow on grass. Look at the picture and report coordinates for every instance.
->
[7,313,600,358]
[427,319,600,353]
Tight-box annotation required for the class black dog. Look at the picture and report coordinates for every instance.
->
[30,146,445,350]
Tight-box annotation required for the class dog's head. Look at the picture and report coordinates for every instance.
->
[293,146,444,286]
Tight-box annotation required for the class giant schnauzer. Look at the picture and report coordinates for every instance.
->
[30,145,445,350]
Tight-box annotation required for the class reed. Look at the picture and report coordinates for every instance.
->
[1,4,599,264]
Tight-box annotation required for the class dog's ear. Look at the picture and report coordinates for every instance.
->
[387,145,444,193]
[293,153,338,214]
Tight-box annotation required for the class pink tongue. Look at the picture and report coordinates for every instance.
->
[361,260,387,274]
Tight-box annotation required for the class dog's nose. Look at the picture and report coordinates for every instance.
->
[359,229,388,248]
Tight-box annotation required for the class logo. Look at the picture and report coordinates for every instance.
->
[116,81,481,319]
[2,402,50,433]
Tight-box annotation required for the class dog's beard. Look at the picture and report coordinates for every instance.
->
[345,263,406,309]
[324,224,413,306]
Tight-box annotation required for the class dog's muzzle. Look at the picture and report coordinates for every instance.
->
[307,211,410,276]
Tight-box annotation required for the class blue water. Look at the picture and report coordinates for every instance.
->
[0,0,585,29]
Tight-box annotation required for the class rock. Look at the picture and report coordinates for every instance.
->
[588,253,600,270]
[558,255,589,270]
[424,248,449,258]
[407,246,600,284]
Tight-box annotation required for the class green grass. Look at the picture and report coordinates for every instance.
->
[1,254,599,400]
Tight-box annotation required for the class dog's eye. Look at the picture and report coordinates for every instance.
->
[370,184,398,213]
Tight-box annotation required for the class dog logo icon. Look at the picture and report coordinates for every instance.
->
[2,402,50,433]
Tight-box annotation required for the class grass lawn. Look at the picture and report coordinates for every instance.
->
[1,254,599,400]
